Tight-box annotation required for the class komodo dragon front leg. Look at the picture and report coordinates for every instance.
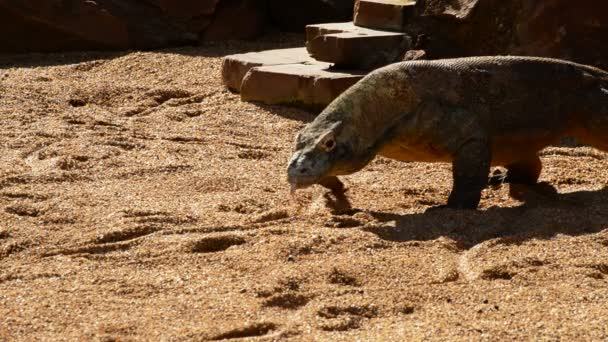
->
[446,139,491,209]
[319,176,352,212]
[413,102,491,210]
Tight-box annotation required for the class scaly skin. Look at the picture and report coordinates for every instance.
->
[287,56,608,209]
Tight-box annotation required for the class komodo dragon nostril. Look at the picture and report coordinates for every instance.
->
[299,168,309,174]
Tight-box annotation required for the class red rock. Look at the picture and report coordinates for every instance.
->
[240,63,364,108]
[0,0,265,52]
[221,48,316,92]
[0,0,130,52]
[513,0,608,69]
[402,49,426,61]
[354,0,415,31]
[154,0,218,18]
[415,0,478,20]
[201,0,266,41]
[146,0,217,33]
[0,0,201,52]
[406,0,608,70]
[268,0,354,32]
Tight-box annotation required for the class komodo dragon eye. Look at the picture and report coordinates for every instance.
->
[318,132,337,152]
[323,139,336,151]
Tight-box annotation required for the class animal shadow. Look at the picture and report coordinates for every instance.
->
[364,186,608,248]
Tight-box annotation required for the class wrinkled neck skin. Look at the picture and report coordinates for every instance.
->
[317,66,419,174]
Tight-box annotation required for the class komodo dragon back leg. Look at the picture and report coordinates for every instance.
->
[505,156,561,202]
[488,155,542,186]
[505,156,542,184]
[447,139,491,209]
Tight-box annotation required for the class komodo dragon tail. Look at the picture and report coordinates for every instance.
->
[573,66,608,151]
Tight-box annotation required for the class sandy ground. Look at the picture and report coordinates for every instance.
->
[1,34,608,341]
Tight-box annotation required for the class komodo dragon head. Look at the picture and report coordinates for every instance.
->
[287,64,416,192]
[287,118,372,192]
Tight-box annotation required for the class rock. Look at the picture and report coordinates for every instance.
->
[223,46,365,108]
[402,49,426,61]
[405,0,608,70]
[0,0,196,52]
[268,0,355,32]
[306,22,411,69]
[151,0,218,18]
[222,47,316,91]
[414,0,478,20]
[0,0,130,52]
[0,0,264,53]
[146,0,219,33]
[513,0,608,70]
[240,63,364,108]
[354,0,415,31]
[201,0,266,41]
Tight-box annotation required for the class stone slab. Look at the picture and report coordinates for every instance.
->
[306,22,410,69]
[354,0,415,31]
[306,21,399,43]
[240,63,365,108]
[221,47,315,91]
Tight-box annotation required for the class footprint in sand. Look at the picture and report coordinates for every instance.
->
[262,293,311,309]
[187,235,247,253]
[327,267,361,287]
[94,225,161,244]
[255,276,313,310]
[317,304,379,331]
[209,322,278,341]
[457,239,548,281]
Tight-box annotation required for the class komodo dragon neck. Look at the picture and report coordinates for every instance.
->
[318,65,420,155]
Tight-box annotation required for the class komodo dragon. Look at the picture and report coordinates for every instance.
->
[287,56,608,209]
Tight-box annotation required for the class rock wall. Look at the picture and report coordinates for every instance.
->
[0,0,203,52]
[268,0,354,32]
[410,0,608,70]
[1,0,606,72]
[513,0,608,69]
[0,0,355,53]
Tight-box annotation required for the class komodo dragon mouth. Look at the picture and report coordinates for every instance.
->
[287,177,319,193]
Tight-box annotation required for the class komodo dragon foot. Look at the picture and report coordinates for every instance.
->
[488,156,543,187]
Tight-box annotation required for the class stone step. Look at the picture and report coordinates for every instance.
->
[221,47,315,92]
[240,63,365,108]
[306,22,410,69]
[222,46,366,108]
[354,0,416,31]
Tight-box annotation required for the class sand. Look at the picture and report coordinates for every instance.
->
[1,34,607,341]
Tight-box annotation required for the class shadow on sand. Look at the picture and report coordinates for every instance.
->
[360,185,608,248]
[251,102,318,123]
